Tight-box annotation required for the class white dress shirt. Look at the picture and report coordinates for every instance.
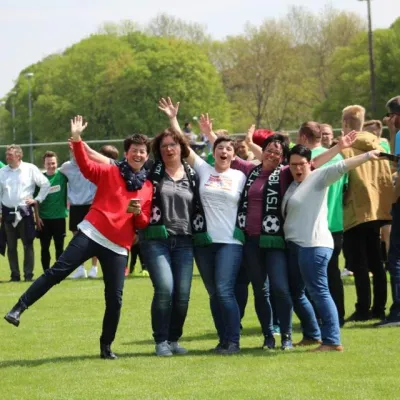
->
[0,161,50,225]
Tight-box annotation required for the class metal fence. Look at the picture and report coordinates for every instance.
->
[0,127,390,166]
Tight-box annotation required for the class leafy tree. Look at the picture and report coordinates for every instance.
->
[314,19,400,125]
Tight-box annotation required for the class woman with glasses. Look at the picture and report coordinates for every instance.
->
[141,126,199,357]
[282,135,384,352]
[160,98,247,354]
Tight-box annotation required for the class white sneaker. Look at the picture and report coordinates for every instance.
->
[71,265,87,279]
[341,268,354,277]
[88,266,98,278]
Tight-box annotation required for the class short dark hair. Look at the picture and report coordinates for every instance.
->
[386,96,400,114]
[213,135,235,152]
[289,144,312,162]
[261,133,289,159]
[151,128,190,160]
[43,151,57,162]
[99,145,119,160]
[299,121,321,142]
[124,134,150,154]
[235,136,246,144]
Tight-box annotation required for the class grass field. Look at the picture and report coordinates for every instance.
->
[0,234,399,400]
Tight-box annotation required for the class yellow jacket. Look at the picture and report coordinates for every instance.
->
[341,131,392,231]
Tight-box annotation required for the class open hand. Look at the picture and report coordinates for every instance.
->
[199,114,213,135]
[158,97,180,119]
[36,218,44,230]
[25,198,37,206]
[338,130,357,150]
[70,115,88,140]
[246,124,256,144]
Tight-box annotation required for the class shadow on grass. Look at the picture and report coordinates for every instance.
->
[0,346,303,368]
[124,323,305,346]
[343,322,379,330]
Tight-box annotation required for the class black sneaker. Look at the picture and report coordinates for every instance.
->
[262,335,276,350]
[346,311,370,322]
[211,341,225,353]
[370,310,386,320]
[218,341,240,355]
[280,334,293,351]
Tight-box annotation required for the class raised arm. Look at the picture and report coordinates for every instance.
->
[70,116,111,184]
[198,113,218,145]
[81,140,112,165]
[312,130,357,168]
[158,97,198,167]
[344,149,381,170]
[245,124,263,161]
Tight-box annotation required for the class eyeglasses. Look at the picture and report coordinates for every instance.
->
[160,142,178,150]
[264,149,283,157]
[385,112,400,118]
[290,162,309,168]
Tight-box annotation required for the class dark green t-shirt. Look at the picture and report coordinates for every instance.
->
[39,170,68,219]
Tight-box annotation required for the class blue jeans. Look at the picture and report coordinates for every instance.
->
[194,243,243,344]
[288,242,341,345]
[141,236,193,343]
[388,203,400,319]
[20,231,127,345]
[244,237,293,337]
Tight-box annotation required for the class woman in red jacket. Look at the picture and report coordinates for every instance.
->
[4,116,153,360]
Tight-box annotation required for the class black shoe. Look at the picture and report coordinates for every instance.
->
[280,334,293,351]
[371,310,386,320]
[374,317,400,328]
[24,278,34,282]
[9,277,21,282]
[211,341,225,353]
[262,335,276,350]
[4,300,27,327]
[346,311,370,322]
[217,341,240,355]
[100,343,118,360]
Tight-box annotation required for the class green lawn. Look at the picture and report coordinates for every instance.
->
[0,236,398,400]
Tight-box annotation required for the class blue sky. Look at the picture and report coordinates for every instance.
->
[0,0,398,98]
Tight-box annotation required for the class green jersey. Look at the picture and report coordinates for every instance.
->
[311,146,348,233]
[206,152,215,167]
[39,170,68,219]
[379,139,390,153]
[0,161,5,168]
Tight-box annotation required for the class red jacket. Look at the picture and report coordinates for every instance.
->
[72,140,153,250]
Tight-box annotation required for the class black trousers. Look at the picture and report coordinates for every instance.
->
[129,242,145,272]
[4,218,34,280]
[38,218,66,271]
[343,221,387,316]
[328,232,345,324]
[20,231,127,345]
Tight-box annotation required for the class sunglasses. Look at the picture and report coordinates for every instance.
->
[385,112,400,118]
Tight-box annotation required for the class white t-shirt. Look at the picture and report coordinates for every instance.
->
[194,156,246,245]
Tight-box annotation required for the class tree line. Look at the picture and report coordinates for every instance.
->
[0,5,399,163]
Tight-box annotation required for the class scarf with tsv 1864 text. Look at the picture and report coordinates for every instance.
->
[144,160,212,246]
[233,164,285,249]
